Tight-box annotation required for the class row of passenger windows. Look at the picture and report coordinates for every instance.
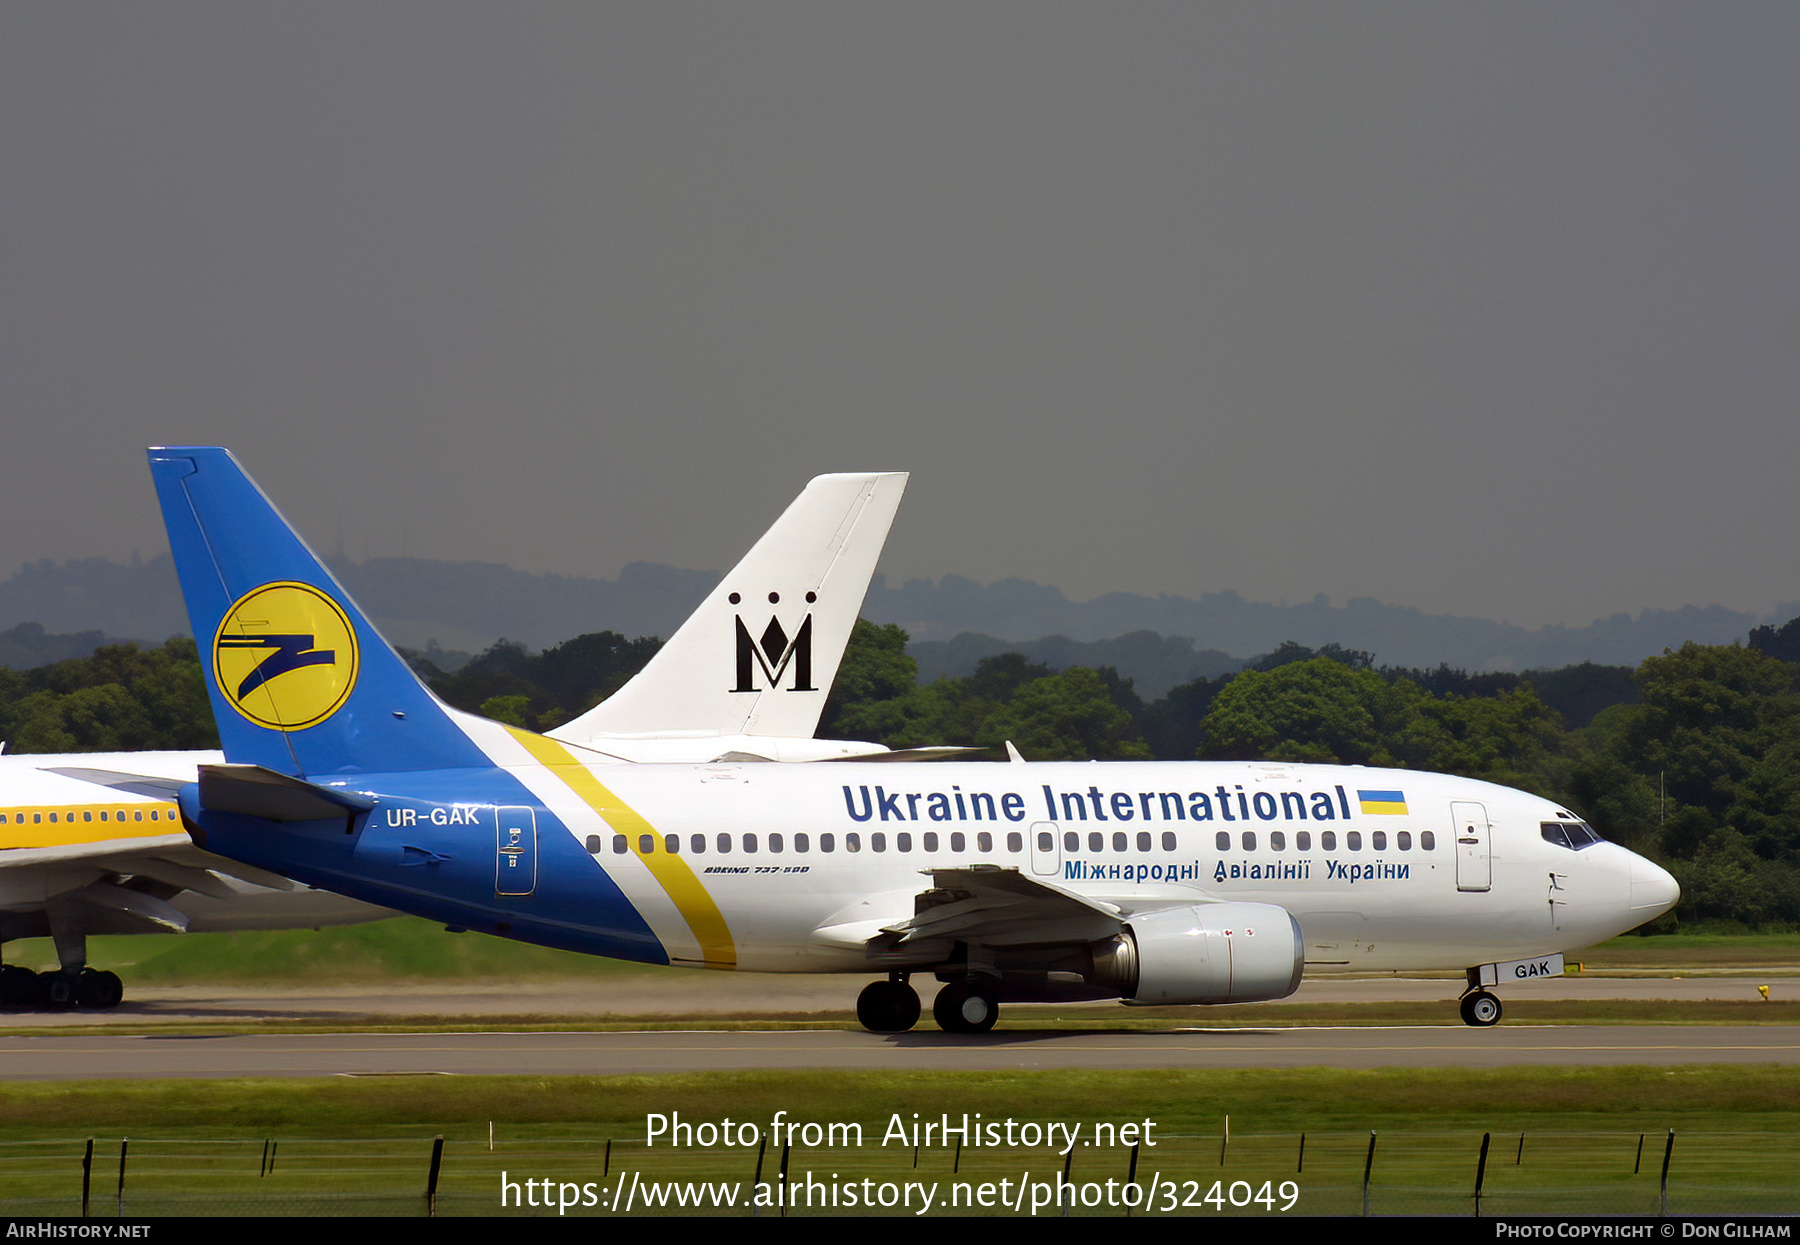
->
[592,830,1026,856]
[1215,828,1435,852]
[586,826,1437,857]
[5,807,173,825]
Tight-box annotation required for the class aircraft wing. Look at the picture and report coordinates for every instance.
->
[866,866,1126,958]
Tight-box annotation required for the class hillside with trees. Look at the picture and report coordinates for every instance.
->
[7,617,1800,931]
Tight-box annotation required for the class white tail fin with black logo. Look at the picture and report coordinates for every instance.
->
[549,472,905,749]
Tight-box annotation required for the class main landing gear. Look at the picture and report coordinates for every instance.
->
[856,976,921,1033]
[856,975,1001,1034]
[0,964,124,1010]
[1459,989,1503,1027]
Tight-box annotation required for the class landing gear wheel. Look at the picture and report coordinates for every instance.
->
[77,969,124,1010]
[933,982,999,1034]
[0,966,38,1008]
[856,980,921,1033]
[1460,990,1502,1027]
[39,971,80,1010]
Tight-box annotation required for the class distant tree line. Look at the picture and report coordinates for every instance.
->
[7,616,1800,931]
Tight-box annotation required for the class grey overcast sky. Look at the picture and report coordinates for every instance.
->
[4,4,1797,630]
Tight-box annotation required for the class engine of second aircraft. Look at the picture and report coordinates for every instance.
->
[1088,902,1305,1005]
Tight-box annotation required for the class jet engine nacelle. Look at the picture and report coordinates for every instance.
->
[1096,902,1304,1005]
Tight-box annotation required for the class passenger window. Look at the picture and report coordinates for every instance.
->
[923,832,938,852]
[1271,831,1285,851]
[769,833,783,852]
[665,834,680,854]
[612,835,628,854]
[1161,831,1176,851]
[1242,831,1256,851]
[1297,831,1311,850]
[821,833,835,853]
[898,833,913,852]
[1006,832,1022,852]
[871,833,886,852]
[795,833,809,853]
[1216,831,1230,851]
[1372,831,1386,851]
[1137,832,1151,852]
[1321,831,1336,851]
[1421,831,1435,850]
[845,833,860,853]
[586,835,603,854]
[638,834,656,854]
[716,833,732,853]
[1089,832,1104,853]
[1064,831,1079,852]
[1038,831,1054,851]
[690,834,706,854]
[1397,831,1411,850]
[977,832,993,852]
[1347,831,1362,851]
[951,832,966,852]
[1113,832,1127,852]
[744,833,758,853]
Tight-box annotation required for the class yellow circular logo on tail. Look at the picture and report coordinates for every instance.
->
[213,582,360,731]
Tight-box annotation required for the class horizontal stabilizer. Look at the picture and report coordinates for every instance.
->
[198,764,377,823]
[42,766,190,799]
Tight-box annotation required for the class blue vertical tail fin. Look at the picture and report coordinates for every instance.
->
[149,447,489,777]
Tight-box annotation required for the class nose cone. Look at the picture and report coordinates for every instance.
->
[1628,853,1681,920]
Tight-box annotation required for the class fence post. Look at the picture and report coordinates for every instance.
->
[1061,1148,1074,1218]
[81,1138,93,1218]
[1634,1133,1644,1175]
[1659,1129,1675,1216]
[426,1134,444,1217]
[1362,1131,1376,1217]
[751,1133,766,1218]
[1297,1132,1305,1173]
[1126,1142,1140,1218]
[778,1142,791,1219]
[1474,1132,1491,1217]
[115,1139,128,1218]
[1516,1132,1525,1166]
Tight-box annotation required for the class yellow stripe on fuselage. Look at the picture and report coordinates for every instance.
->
[504,728,736,967]
[0,803,182,850]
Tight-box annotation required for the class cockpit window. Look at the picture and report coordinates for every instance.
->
[1541,821,1603,851]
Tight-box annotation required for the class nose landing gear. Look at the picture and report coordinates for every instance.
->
[1459,989,1503,1027]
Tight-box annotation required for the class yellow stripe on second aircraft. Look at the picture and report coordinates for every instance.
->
[505,728,736,967]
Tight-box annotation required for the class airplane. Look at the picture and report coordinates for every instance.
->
[0,469,912,1008]
[150,446,1681,1034]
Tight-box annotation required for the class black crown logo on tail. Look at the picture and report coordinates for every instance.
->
[730,589,816,693]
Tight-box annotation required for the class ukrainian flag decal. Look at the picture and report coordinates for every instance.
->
[1357,789,1408,815]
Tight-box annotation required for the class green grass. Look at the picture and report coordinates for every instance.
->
[6,923,1798,985]
[1,1069,1796,1216]
[2,1066,1797,1134]
[0,917,671,983]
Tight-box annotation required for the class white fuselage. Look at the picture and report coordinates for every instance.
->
[475,745,1679,976]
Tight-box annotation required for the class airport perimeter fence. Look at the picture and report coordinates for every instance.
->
[0,1129,1794,1217]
